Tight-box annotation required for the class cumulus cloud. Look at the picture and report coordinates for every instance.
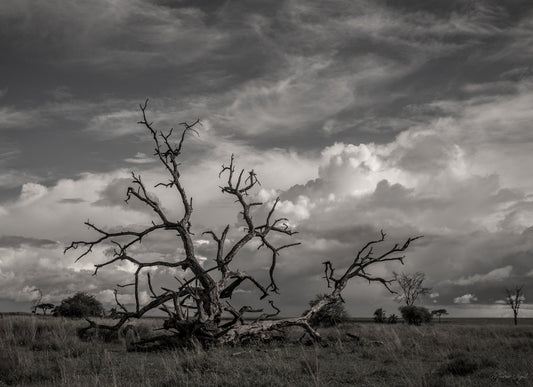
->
[0,141,321,309]
[2,97,533,315]
[454,294,478,304]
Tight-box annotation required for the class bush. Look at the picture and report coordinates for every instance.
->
[54,292,104,318]
[399,305,432,325]
[305,294,349,327]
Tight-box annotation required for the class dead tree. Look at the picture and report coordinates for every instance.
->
[65,100,422,347]
[393,272,431,306]
[505,286,524,326]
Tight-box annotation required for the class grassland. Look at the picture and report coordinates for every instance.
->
[0,315,532,386]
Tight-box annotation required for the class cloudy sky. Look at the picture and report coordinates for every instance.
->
[1,0,533,318]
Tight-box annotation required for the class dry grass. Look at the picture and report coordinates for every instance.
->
[0,315,532,386]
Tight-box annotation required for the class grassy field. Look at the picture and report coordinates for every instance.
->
[0,315,532,386]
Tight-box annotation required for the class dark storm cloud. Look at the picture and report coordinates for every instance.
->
[0,0,285,104]
[1,0,530,171]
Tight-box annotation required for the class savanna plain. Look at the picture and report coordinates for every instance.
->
[1,315,532,386]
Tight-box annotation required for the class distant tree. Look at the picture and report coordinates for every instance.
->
[431,309,448,323]
[394,272,432,306]
[399,305,432,325]
[30,288,43,314]
[387,313,398,324]
[54,292,104,318]
[373,308,386,323]
[35,303,55,315]
[304,294,349,327]
[505,286,524,326]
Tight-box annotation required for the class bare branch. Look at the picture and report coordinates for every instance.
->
[393,271,431,305]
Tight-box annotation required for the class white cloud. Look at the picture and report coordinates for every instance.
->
[454,294,478,304]
[19,183,48,202]
[449,266,513,286]
[0,140,322,306]
[276,196,313,223]
[124,152,155,164]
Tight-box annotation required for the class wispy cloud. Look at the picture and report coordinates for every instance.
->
[124,153,155,164]
[448,266,513,286]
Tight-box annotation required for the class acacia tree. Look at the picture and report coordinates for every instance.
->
[394,272,431,306]
[65,101,421,347]
[431,308,448,323]
[35,303,55,315]
[505,286,524,326]
[54,292,105,318]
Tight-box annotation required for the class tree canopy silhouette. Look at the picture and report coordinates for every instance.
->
[54,292,104,318]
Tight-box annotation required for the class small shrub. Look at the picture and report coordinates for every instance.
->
[399,305,432,325]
